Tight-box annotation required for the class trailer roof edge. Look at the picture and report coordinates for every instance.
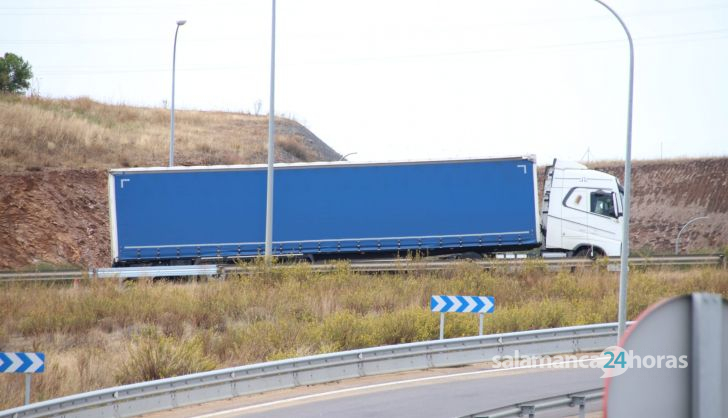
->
[108,154,537,174]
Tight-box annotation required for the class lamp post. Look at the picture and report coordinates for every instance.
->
[169,19,187,167]
[340,152,357,161]
[264,0,276,262]
[676,216,709,255]
[592,0,634,341]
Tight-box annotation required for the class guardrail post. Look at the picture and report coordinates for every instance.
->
[570,395,586,418]
[24,374,31,405]
[439,313,445,340]
[520,404,535,418]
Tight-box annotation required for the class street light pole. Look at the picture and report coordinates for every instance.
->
[676,216,709,255]
[264,0,276,262]
[169,20,187,167]
[592,0,634,341]
[339,152,357,161]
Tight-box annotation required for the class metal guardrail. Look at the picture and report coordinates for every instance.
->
[461,388,603,418]
[0,265,220,283]
[625,255,725,267]
[0,271,83,282]
[91,265,219,279]
[0,255,723,282]
[226,255,726,275]
[0,322,622,418]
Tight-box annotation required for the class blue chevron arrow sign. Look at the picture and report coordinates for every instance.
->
[0,352,45,373]
[430,295,495,313]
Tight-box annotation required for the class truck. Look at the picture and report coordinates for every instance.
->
[108,155,623,266]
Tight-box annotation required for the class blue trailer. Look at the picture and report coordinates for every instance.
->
[108,156,541,266]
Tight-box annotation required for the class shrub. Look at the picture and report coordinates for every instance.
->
[115,328,217,384]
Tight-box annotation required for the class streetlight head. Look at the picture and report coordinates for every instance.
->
[177,20,187,26]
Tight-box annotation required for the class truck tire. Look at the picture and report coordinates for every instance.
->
[573,247,605,259]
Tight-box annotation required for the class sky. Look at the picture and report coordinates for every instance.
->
[2,0,728,164]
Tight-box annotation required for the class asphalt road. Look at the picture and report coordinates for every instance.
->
[147,362,604,418]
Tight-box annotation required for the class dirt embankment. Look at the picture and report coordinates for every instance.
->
[593,158,728,254]
[0,170,108,269]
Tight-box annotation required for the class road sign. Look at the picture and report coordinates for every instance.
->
[0,352,45,374]
[604,293,727,418]
[1,352,44,406]
[431,295,495,339]
[430,295,494,313]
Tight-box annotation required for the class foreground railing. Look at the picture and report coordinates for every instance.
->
[0,323,622,418]
[460,388,603,418]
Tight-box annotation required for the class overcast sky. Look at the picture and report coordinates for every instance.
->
[3,0,727,164]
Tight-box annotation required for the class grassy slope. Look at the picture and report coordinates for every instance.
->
[1,264,727,408]
[0,94,338,171]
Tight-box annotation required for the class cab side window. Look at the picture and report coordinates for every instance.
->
[590,191,616,218]
[564,188,589,211]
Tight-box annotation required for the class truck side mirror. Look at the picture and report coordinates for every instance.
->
[613,192,623,217]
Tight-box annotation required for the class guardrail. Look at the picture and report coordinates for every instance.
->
[0,322,622,418]
[226,255,726,275]
[0,255,723,283]
[0,265,220,283]
[0,271,83,282]
[461,388,603,418]
[91,265,219,279]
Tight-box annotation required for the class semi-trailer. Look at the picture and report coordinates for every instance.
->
[108,155,623,266]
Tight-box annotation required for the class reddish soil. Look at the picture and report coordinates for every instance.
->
[1,158,726,269]
[0,169,108,269]
[594,158,728,254]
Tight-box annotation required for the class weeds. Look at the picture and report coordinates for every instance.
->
[1,265,727,408]
[0,94,332,171]
[115,328,217,384]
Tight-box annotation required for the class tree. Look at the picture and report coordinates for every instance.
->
[0,53,33,94]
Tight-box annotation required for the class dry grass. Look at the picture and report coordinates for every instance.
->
[0,94,334,171]
[0,264,727,408]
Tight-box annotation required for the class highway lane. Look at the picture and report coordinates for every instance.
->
[148,360,604,418]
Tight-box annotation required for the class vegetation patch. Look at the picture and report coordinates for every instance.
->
[1,264,727,408]
[0,94,338,171]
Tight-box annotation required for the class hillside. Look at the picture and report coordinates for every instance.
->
[0,95,341,269]
[593,158,728,254]
[0,95,340,169]
[0,96,726,268]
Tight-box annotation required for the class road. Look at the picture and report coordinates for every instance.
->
[146,361,604,418]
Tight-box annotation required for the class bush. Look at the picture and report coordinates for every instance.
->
[115,328,217,384]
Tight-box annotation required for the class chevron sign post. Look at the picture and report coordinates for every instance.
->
[1,352,45,406]
[431,295,495,340]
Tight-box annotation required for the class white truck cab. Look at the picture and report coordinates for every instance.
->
[540,160,623,257]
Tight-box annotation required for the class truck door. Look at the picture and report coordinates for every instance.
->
[585,189,621,253]
[562,187,621,255]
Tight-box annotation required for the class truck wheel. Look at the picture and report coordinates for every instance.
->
[573,247,605,259]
